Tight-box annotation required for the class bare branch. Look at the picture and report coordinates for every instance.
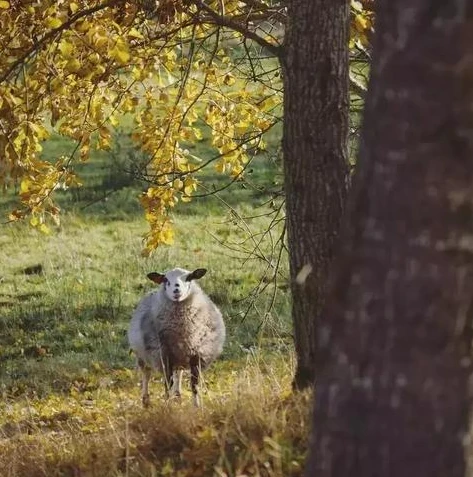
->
[350,75,367,98]
[192,0,282,58]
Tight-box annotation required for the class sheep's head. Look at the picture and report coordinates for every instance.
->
[147,267,207,302]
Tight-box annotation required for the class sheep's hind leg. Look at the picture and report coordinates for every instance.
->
[190,356,201,407]
[138,358,151,408]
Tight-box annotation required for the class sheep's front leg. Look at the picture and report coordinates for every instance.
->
[164,358,174,399]
[190,356,201,407]
[138,358,151,408]
[170,369,183,398]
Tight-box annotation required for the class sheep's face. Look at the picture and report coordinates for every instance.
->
[147,268,207,302]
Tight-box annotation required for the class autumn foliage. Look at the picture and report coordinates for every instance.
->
[0,0,372,253]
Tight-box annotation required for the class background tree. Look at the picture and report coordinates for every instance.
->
[282,0,350,390]
[306,0,473,475]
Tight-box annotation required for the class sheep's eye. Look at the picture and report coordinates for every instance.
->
[164,278,170,286]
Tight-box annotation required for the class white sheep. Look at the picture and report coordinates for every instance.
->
[128,267,225,407]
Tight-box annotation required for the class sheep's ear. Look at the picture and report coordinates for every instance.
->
[147,272,166,284]
[186,268,207,281]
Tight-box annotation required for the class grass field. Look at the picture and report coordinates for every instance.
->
[0,128,311,476]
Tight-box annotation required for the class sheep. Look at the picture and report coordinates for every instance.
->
[128,267,225,407]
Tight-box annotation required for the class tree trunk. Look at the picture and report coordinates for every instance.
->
[306,1,473,476]
[282,0,350,390]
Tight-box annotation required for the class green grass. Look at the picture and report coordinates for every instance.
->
[0,127,310,476]
[0,209,291,396]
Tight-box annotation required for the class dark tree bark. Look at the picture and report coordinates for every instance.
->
[282,0,350,390]
[306,1,473,476]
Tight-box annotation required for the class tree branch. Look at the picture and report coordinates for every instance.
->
[192,0,282,58]
[349,73,367,98]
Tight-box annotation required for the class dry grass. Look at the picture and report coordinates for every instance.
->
[0,353,311,477]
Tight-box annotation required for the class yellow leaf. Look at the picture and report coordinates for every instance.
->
[29,122,50,140]
[160,227,174,245]
[354,14,368,31]
[235,119,250,135]
[109,114,119,127]
[80,142,90,161]
[75,20,90,33]
[132,66,146,80]
[39,223,51,235]
[93,34,109,50]
[20,178,33,194]
[215,160,226,174]
[0,1,10,8]
[109,41,130,65]
[127,27,144,39]
[183,177,198,194]
[58,39,74,59]
[45,17,62,29]
[173,179,183,190]
[30,215,39,226]
[97,127,111,149]
[192,128,203,140]
[231,164,244,178]
[65,58,81,73]
[351,0,363,12]
[121,95,137,112]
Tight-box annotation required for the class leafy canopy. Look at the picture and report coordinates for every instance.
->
[0,0,372,254]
